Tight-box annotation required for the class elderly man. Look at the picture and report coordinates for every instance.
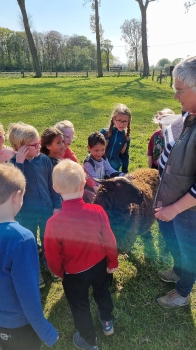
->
[154,56,196,308]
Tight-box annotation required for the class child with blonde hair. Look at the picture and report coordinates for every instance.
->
[54,120,78,162]
[44,159,118,350]
[0,123,15,163]
[0,163,58,350]
[8,122,61,287]
[100,103,132,173]
[147,108,175,169]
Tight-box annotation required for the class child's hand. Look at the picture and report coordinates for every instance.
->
[93,185,99,193]
[53,208,61,215]
[127,173,135,180]
[107,267,118,274]
[16,145,29,163]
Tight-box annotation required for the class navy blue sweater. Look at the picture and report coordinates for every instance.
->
[10,154,61,216]
[0,222,58,346]
[100,127,130,173]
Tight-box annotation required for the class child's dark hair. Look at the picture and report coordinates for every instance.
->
[40,127,63,156]
[107,103,132,140]
[88,131,106,148]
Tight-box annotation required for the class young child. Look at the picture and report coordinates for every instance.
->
[0,123,15,163]
[44,159,118,350]
[40,127,65,166]
[8,122,62,287]
[147,108,175,169]
[100,103,132,173]
[0,163,58,350]
[83,131,124,193]
[54,120,78,162]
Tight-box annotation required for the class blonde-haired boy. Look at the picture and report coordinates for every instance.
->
[0,163,58,350]
[44,159,118,350]
[8,122,61,287]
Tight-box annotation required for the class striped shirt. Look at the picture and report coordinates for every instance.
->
[159,112,196,199]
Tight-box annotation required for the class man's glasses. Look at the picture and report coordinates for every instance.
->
[28,141,40,148]
[115,120,128,125]
[172,85,194,97]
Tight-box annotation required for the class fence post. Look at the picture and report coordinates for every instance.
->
[170,75,173,88]
[160,69,162,84]
[118,69,120,77]
[86,70,88,77]
[56,70,58,77]
[152,69,154,81]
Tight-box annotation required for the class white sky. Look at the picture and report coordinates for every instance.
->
[0,0,196,66]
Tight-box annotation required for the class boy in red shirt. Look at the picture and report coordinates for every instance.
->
[44,159,118,350]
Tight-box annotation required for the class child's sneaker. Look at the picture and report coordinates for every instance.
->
[73,332,98,350]
[98,311,114,335]
[39,271,45,289]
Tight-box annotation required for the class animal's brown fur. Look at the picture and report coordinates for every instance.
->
[93,168,159,252]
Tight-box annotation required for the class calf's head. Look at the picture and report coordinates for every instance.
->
[95,176,144,208]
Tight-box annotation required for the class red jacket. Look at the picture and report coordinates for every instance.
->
[62,148,78,163]
[44,198,118,277]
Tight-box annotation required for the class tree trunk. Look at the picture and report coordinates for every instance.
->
[135,0,154,77]
[141,5,149,76]
[95,0,103,77]
[17,0,42,77]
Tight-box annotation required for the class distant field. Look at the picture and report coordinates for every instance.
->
[0,75,179,169]
[2,76,195,350]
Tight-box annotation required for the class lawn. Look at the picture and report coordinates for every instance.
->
[1,76,195,350]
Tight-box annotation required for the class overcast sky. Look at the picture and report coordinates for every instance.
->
[1,0,196,65]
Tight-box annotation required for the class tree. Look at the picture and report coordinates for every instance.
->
[101,39,113,71]
[121,18,142,71]
[157,58,171,68]
[135,0,155,76]
[86,0,103,77]
[184,0,196,11]
[16,0,42,77]
[171,58,182,66]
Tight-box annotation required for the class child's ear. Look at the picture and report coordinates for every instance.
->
[87,146,91,152]
[12,190,23,203]
[46,144,51,150]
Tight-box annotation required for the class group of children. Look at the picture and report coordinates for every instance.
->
[0,103,178,350]
[0,104,130,350]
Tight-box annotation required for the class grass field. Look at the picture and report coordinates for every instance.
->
[1,76,196,350]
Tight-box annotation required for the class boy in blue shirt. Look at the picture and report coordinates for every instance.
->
[0,163,58,350]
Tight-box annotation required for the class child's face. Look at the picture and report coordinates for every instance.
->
[26,136,41,160]
[62,128,74,149]
[47,134,65,158]
[88,143,106,161]
[113,114,129,132]
[0,132,5,149]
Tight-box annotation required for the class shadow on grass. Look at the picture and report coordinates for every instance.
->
[40,240,196,350]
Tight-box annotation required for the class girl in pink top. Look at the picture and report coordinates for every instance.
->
[0,124,15,163]
[54,120,78,162]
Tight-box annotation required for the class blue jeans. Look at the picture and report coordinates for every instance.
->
[158,208,196,297]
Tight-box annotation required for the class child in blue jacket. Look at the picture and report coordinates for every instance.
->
[100,104,132,173]
[8,122,61,288]
[0,163,58,350]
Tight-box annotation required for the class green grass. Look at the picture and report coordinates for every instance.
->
[1,76,195,350]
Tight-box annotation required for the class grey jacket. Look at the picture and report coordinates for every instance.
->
[155,114,196,209]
